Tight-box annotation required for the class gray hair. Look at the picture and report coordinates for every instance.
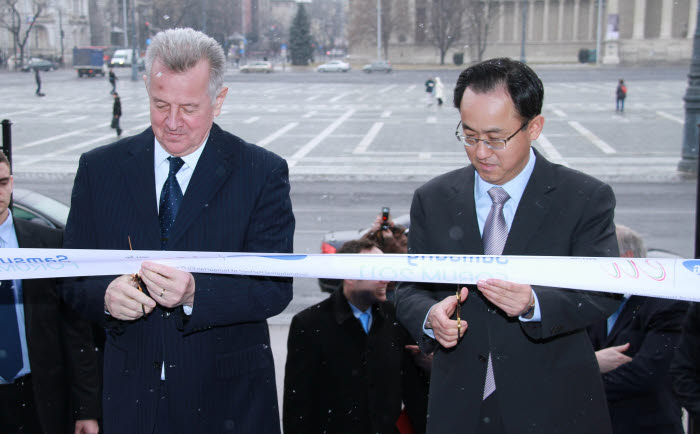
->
[615,224,647,258]
[145,28,226,103]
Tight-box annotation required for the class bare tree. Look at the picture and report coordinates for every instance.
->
[0,0,44,69]
[308,0,346,54]
[348,0,409,60]
[428,0,467,65]
[464,0,500,62]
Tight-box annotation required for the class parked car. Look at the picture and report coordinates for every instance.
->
[318,214,410,292]
[240,61,273,73]
[11,188,69,229]
[21,58,57,72]
[362,60,392,73]
[317,60,351,73]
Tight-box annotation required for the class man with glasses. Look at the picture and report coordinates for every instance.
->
[396,58,621,434]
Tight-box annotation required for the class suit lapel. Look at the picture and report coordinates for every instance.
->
[119,129,161,248]
[169,124,236,246]
[503,149,555,255]
[605,296,643,345]
[445,166,483,254]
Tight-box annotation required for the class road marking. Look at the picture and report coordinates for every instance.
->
[568,121,617,154]
[419,152,431,159]
[305,94,321,102]
[378,84,397,94]
[41,109,70,117]
[0,108,39,118]
[19,122,152,165]
[535,133,568,166]
[353,122,383,154]
[14,123,111,150]
[65,115,90,123]
[257,122,299,148]
[656,110,683,124]
[380,110,392,118]
[330,91,353,103]
[243,116,260,124]
[288,109,355,167]
[551,108,567,118]
[404,84,417,93]
[302,111,316,119]
[427,116,437,124]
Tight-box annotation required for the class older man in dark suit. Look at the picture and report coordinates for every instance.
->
[61,28,294,434]
[589,224,687,434]
[0,152,100,434]
[395,58,621,434]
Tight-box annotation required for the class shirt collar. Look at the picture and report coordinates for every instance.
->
[0,209,15,246]
[154,134,209,172]
[475,147,536,204]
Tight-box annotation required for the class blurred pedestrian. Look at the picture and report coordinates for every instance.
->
[424,77,435,105]
[34,68,44,97]
[111,92,122,137]
[616,79,627,113]
[434,77,445,107]
[108,67,117,94]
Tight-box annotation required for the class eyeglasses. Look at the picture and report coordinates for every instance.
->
[455,120,529,150]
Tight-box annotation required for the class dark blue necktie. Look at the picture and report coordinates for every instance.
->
[159,156,185,249]
[0,279,22,382]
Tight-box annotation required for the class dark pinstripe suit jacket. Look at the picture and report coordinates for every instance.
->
[62,123,295,434]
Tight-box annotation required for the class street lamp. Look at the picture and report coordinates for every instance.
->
[679,1,700,176]
[377,0,382,60]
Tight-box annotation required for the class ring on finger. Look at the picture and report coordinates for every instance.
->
[160,288,165,297]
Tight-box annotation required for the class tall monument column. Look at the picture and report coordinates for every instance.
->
[603,0,621,64]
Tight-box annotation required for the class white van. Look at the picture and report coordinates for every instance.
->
[110,49,133,67]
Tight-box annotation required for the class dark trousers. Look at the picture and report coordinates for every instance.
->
[476,392,505,434]
[152,380,170,434]
[616,97,625,112]
[0,374,43,434]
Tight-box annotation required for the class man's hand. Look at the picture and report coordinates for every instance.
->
[104,274,156,320]
[595,343,632,373]
[426,287,468,348]
[476,279,533,317]
[139,262,195,309]
[405,344,433,373]
[74,418,99,434]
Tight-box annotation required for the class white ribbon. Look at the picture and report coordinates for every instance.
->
[0,249,698,301]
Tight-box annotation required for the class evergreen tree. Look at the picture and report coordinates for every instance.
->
[289,4,314,66]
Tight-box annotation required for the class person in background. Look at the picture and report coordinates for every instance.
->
[111,92,122,137]
[284,239,429,434]
[434,77,445,107]
[0,152,100,434]
[670,302,700,434]
[108,67,117,94]
[616,79,627,113]
[395,57,621,434]
[34,68,44,97]
[61,28,294,434]
[588,224,687,434]
[424,77,435,106]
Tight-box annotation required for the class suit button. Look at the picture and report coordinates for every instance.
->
[165,312,171,318]
[478,355,487,363]
[153,362,160,369]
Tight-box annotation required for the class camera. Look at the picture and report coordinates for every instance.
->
[381,207,390,231]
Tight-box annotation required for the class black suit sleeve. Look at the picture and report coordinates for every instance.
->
[184,157,295,332]
[671,302,700,416]
[602,299,687,402]
[521,182,621,340]
[283,314,320,433]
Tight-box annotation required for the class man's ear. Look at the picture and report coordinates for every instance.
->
[526,114,545,141]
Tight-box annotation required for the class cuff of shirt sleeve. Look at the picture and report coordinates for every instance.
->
[519,290,541,322]
[183,305,193,316]
[422,306,436,339]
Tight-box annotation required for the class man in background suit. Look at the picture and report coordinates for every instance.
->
[61,28,294,434]
[0,153,100,434]
[395,58,621,434]
[588,224,687,434]
[284,239,429,434]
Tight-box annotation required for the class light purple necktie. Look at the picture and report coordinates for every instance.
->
[482,186,510,400]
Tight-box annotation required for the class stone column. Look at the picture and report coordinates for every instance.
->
[528,0,535,41]
[499,1,505,42]
[543,0,550,41]
[588,0,595,39]
[690,0,698,39]
[603,0,620,64]
[557,0,565,41]
[633,0,646,39]
[660,0,673,38]
[573,0,580,40]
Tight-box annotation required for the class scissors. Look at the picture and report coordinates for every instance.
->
[128,236,147,316]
